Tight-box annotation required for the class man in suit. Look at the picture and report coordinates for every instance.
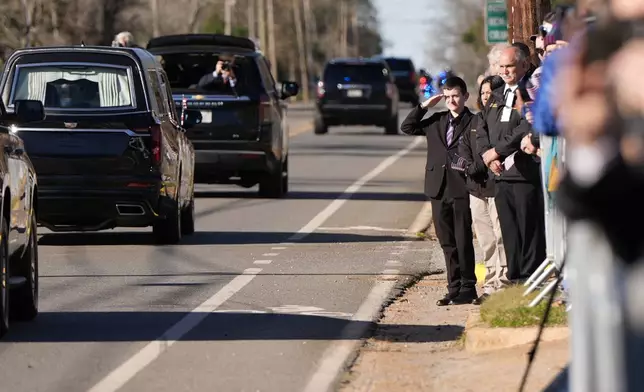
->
[401,76,478,306]
[478,46,546,282]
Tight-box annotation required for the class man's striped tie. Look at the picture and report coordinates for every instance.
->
[446,119,454,145]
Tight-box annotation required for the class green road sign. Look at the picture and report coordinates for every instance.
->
[485,0,508,44]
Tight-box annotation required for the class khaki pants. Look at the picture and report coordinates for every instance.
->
[470,195,509,294]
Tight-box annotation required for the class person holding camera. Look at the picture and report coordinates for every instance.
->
[197,57,238,91]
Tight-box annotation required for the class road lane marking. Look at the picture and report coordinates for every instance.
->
[263,252,279,256]
[316,226,407,233]
[289,121,313,137]
[302,269,400,392]
[253,259,273,265]
[287,137,423,242]
[385,260,402,266]
[87,268,263,392]
[272,246,287,250]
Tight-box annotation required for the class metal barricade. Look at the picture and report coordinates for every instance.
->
[523,134,567,307]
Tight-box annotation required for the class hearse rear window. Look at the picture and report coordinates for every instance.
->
[10,64,134,109]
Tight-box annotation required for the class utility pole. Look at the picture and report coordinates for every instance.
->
[224,0,237,35]
[292,0,309,102]
[150,0,160,37]
[339,1,348,57]
[507,0,550,44]
[351,0,359,57]
[248,0,256,38]
[267,0,277,77]
[258,0,266,52]
[302,0,316,77]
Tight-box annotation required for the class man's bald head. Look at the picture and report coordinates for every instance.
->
[498,46,529,85]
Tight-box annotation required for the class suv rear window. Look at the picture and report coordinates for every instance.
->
[157,52,262,97]
[10,64,133,109]
[384,58,415,72]
[323,63,390,84]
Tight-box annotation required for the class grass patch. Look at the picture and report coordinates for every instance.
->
[479,285,567,328]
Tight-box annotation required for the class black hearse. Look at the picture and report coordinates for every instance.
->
[0,46,199,244]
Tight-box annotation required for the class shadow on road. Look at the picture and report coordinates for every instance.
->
[38,230,410,246]
[3,311,463,343]
[195,190,425,202]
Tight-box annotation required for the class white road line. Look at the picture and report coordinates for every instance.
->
[385,260,402,266]
[272,247,287,250]
[87,137,421,392]
[288,137,423,241]
[86,268,262,392]
[253,259,273,265]
[263,253,279,256]
[302,269,400,392]
[316,226,407,233]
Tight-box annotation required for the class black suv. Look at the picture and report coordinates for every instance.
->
[378,57,419,106]
[147,34,299,198]
[0,46,198,244]
[314,58,399,135]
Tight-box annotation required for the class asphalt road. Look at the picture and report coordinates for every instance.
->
[0,105,443,392]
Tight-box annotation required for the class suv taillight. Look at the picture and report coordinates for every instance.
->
[259,94,272,124]
[386,83,395,98]
[133,125,162,165]
[317,81,325,98]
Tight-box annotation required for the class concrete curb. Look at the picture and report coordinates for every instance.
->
[464,310,569,353]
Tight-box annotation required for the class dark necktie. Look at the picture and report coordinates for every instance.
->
[446,119,454,145]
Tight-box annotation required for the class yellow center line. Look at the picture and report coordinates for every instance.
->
[289,121,313,138]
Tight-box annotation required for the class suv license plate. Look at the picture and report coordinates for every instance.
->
[347,89,363,98]
[200,110,212,124]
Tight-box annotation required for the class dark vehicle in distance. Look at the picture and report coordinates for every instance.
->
[147,34,300,198]
[376,56,419,106]
[0,46,198,244]
[0,98,42,337]
[315,58,399,135]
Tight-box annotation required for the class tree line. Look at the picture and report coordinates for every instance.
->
[0,0,384,101]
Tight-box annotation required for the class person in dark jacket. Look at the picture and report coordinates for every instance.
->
[477,46,546,282]
[401,76,478,306]
[197,56,238,92]
[459,75,508,304]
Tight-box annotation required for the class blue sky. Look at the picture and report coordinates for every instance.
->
[373,0,431,70]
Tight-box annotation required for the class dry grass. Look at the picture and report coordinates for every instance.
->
[480,285,568,328]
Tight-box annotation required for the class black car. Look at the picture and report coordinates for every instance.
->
[314,58,400,135]
[0,98,42,337]
[377,57,419,106]
[147,34,300,198]
[0,46,198,244]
